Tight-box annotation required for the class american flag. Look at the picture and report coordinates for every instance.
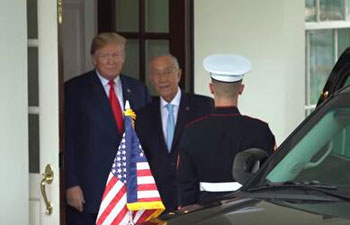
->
[96,106,165,225]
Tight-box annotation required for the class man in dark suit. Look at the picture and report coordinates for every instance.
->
[135,54,214,212]
[64,32,151,225]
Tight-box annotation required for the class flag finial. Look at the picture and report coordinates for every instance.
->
[125,100,131,110]
[124,100,136,121]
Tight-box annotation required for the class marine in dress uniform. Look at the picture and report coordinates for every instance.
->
[177,54,276,207]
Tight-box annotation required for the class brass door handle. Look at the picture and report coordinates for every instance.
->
[40,164,54,215]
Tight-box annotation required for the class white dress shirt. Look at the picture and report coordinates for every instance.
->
[96,70,124,111]
[160,87,181,141]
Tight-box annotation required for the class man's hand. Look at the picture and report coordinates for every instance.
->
[66,186,85,212]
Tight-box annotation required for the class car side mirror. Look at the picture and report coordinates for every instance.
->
[232,148,268,185]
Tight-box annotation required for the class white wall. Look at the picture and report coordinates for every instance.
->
[0,1,29,224]
[194,0,305,145]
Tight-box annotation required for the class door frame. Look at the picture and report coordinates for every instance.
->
[28,0,61,224]
[96,0,194,92]
[0,1,29,224]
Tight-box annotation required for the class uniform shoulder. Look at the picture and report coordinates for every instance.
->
[242,115,269,127]
[185,114,211,129]
[241,115,275,145]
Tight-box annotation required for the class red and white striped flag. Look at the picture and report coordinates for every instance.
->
[96,105,164,225]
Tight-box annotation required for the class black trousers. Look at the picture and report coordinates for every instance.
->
[66,206,98,225]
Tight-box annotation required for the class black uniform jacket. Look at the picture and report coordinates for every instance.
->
[135,91,214,211]
[177,106,275,207]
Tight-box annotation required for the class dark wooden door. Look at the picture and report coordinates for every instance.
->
[97,0,193,94]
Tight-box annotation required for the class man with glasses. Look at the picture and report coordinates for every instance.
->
[135,54,214,212]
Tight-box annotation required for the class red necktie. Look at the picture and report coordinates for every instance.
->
[108,80,124,134]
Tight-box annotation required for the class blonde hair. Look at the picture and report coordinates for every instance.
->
[90,32,127,55]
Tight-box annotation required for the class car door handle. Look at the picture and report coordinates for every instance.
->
[40,164,54,215]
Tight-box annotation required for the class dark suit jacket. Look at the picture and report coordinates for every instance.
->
[64,70,151,213]
[135,91,214,211]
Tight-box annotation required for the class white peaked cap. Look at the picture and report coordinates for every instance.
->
[203,54,252,82]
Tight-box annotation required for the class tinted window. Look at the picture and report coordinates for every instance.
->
[266,101,350,186]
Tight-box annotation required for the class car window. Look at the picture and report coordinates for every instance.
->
[266,107,350,186]
[344,76,350,88]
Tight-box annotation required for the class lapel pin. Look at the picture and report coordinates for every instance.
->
[127,88,132,93]
[186,106,190,111]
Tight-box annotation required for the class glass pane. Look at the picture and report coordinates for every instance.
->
[28,47,39,106]
[27,0,38,39]
[320,0,344,21]
[343,75,350,87]
[267,107,350,186]
[29,114,40,173]
[305,0,317,22]
[347,0,350,20]
[116,0,139,32]
[309,30,335,105]
[145,0,169,32]
[122,40,139,80]
[145,40,170,95]
[337,28,350,58]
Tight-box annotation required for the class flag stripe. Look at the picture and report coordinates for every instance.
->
[103,195,129,225]
[134,209,156,224]
[136,162,150,170]
[137,176,156,184]
[97,178,123,218]
[96,182,125,225]
[137,184,158,191]
[132,210,145,223]
[106,172,113,183]
[137,169,153,176]
[137,190,160,198]
[101,174,117,201]
[119,212,130,225]
[110,205,129,225]
[104,193,128,225]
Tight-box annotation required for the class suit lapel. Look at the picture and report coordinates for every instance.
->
[120,75,134,109]
[171,92,188,153]
[153,98,169,153]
